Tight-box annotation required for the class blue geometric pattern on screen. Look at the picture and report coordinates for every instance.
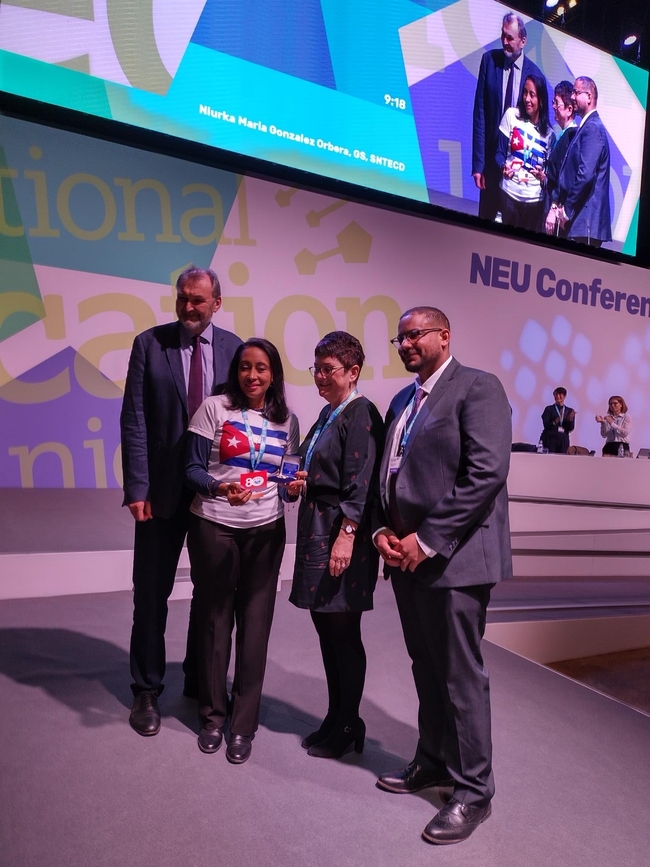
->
[191,0,336,90]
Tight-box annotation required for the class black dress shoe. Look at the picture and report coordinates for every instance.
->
[197,728,223,754]
[307,719,365,759]
[129,691,161,737]
[376,761,453,793]
[226,734,252,764]
[422,799,492,845]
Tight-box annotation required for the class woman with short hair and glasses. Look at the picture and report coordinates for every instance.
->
[287,331,384,758]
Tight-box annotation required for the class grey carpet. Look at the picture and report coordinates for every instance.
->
[0,584,648,867]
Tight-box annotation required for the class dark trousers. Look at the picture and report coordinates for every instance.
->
[478,166,501,222]
[391,573,494,806]
[187,514,286,735]
[130,489,197,696]
[500,190,545,233]
[541,431,569,454]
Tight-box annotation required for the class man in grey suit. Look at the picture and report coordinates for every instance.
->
[374,306,512,845]
[121,266,242,736]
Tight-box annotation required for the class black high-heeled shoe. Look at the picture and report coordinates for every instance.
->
[301,712,337,749]
[307,719,365,758]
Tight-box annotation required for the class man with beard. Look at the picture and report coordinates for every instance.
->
[121,266,241,736]
[472,12,543,221]
[374,307,512,845]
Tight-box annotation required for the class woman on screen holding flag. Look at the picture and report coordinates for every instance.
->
[184,338,299,764]
[496,73,555,232]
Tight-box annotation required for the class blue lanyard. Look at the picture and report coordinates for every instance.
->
[398,389,424,455]
[555,405,565,424]
[241,409,268,470]
[304,389,358,471]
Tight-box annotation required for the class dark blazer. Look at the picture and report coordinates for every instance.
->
[120,321,242,519]
[558,111,612,242]
[544,124,577,234]
[376,359,512,589]
[472,49,543,183]
[541,403,575,435]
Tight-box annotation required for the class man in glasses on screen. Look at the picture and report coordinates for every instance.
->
[472,12,543,222]
[556,77,612,248]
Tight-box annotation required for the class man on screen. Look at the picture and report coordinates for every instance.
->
[472,12,543,221]
[557,77,612,247]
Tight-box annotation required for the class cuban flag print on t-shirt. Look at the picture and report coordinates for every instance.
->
[218,420,288,472]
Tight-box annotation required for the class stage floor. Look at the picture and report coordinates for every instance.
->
[0,584,648,867]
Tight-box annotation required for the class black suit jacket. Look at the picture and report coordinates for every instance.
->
[120,321,242,519]
[472,49,544,184]
[376,359,512,589]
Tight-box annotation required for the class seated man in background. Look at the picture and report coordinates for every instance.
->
[541,387,575,453]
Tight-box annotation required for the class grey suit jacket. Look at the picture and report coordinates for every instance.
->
[377,358,512,589]
[120,320,242,519]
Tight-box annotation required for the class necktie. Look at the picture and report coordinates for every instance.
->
[403,386,425,433]
[188,335,203,420]
[504,61,515,112]
[388,387,425,535]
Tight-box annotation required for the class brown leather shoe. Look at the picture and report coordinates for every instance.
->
[129,691,161,737]
[197,728,223,754]
[422,799,492,845]
[376,761,453,793]
[226,734,252,764]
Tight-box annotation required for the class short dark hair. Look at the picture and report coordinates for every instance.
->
[518,74,551,136]
[219,338,289,423]
[553,387,567,397]
[575,76,598,104]
[314,331,365,383]
[400,306,450,331]
[608,395,628,413]
[503,12,527,40]
[554,80,574,109]
[176,266,221,300]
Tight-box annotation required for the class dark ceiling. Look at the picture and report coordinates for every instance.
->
[508,0,650,70]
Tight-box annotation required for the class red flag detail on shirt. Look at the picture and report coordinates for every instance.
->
[219,422,250,463]
[510,128,524,153]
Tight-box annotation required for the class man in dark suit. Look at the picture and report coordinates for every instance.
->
[472,12,543,221]
[374,307,512,845]
[544,81,578,237]
[557,77,612,247]
[540,387,576,454]
[121,266,242,736]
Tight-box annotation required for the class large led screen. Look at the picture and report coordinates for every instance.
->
[0,0,647,257]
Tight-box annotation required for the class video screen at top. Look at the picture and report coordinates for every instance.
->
[1,0,647,257]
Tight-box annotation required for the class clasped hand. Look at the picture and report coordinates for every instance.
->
[375,529,428,573]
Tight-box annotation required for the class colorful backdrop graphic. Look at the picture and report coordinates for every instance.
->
[1,115,650,489]
[1,0,646,254]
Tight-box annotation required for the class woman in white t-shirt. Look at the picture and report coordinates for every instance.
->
[185,338,299,763]
[596,395,632,456]
[496,73,555,232]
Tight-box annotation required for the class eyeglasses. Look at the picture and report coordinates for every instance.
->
[571,89,588,95]
[309,365,344,378]
[389,328,442,348]
[552,100,568,109]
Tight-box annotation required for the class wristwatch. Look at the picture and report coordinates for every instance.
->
[342,523,357,535]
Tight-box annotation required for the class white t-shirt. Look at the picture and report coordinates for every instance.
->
[499,107,554,202]
[188,395,300,528]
